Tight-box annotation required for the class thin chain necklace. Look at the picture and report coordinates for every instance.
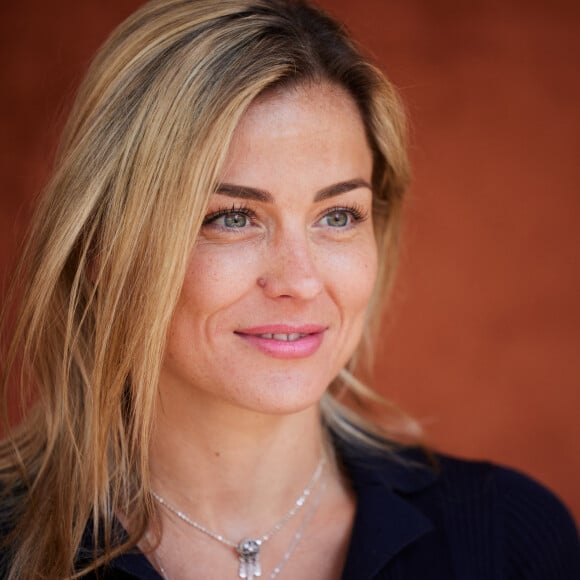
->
[155,475,327,580]
[152,456,325,580]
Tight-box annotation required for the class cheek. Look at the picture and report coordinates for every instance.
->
[321,238,378,312]
[178,243,262,315]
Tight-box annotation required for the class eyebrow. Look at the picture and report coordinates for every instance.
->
[214,178,372,203]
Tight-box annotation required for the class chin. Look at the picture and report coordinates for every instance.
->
[227,373,331,416]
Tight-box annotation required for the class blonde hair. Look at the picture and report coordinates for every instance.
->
[0,0,414,577]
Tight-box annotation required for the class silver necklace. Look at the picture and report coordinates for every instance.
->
[155,475,327,580]
[152,457,325,580]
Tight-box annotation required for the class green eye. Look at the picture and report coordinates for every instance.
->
[325,210,349,227]
[224,213,248,228]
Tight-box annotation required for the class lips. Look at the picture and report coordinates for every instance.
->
[234,324,327,358]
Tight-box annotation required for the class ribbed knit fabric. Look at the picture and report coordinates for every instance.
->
[497,466,580,579]
[436,458,497,579]
[339,448,580,579]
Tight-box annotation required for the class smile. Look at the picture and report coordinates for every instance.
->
[234,325,327,359]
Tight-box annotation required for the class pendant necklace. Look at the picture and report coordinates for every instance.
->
[152,456,325,579]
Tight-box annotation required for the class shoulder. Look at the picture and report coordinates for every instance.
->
[446,456,579,577]
[438,456,580,580]
[419,451,580,578]
[433,453,577,531]
[341,444,580,578]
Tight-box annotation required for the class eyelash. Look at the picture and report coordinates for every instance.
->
[322,204,368,225]
[202,203,369,229]
[202,204,256,226]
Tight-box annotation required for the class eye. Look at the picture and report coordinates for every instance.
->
[203,206,255,230]
[324,210,350,227]
[222,212,248,228]
[319,205,367,228]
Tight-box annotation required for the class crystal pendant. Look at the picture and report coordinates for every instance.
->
[237,538,262,579]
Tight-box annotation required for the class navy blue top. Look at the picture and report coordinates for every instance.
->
[82,445,580,579]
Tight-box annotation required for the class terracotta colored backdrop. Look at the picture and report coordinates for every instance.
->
[1,0,578,524]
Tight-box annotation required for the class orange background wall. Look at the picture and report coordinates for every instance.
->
[1,0,579,524]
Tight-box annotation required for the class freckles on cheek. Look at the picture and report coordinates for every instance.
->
[326,247,378,305]
[182,245,261,307]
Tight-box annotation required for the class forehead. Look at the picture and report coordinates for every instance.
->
[238,82,366,141]
[220,82,373,191]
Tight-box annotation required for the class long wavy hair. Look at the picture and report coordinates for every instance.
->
[0,0,413,577]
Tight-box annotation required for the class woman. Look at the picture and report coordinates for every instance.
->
[0,0,578,578]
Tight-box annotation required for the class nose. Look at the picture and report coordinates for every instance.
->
[259,231,324,301]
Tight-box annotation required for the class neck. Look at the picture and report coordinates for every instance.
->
[149,389,327,540]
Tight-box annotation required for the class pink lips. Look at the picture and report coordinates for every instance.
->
[234,324,327,359]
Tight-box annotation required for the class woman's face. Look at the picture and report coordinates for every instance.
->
[160,83,378,416]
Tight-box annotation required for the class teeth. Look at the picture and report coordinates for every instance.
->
[257,333,305,341]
